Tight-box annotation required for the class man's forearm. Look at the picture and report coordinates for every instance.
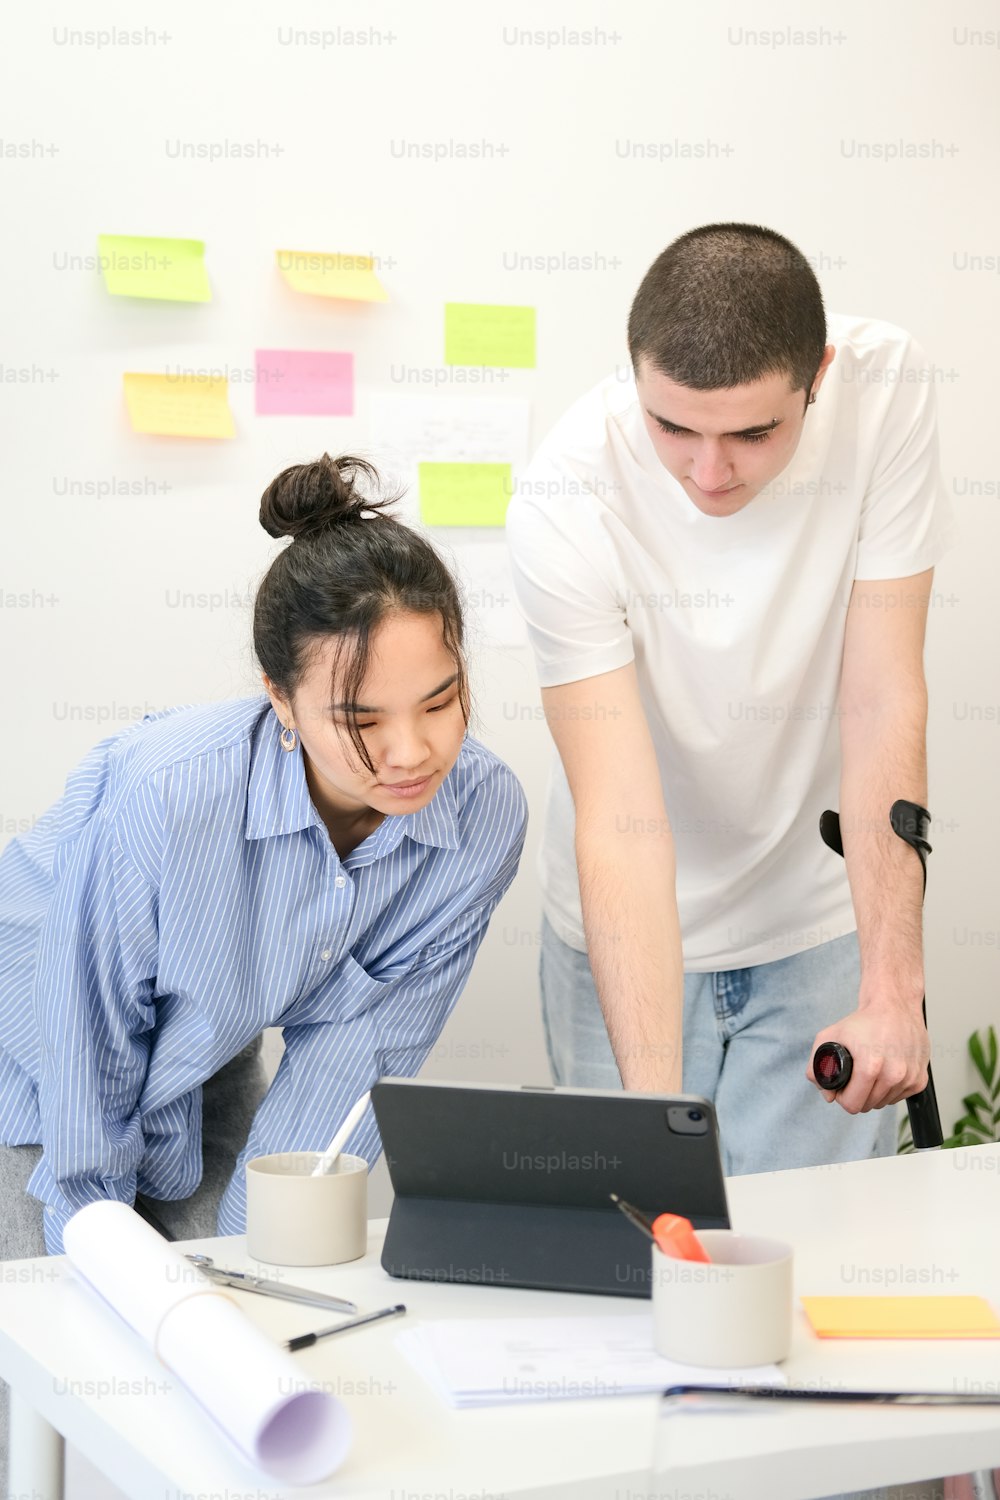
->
[838,689,928,1011]
[576,823,684,1091]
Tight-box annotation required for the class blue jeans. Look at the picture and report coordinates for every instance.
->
[539,917,897,1175]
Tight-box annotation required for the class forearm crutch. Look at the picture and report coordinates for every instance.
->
[812,800,944,1150]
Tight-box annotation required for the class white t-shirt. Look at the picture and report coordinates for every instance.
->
[506,313,957,970]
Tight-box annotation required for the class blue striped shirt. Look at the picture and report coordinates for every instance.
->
[0,696,527,1253]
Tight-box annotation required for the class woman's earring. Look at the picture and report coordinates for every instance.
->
[280,723,298,753]
[807,392,817,405]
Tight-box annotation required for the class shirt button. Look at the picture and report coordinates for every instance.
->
[320,949,332,961]
[335,875,346,888]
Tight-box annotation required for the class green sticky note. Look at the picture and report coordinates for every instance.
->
[98,235,211,302]
[418,462,512,527]
[444,303,536,368]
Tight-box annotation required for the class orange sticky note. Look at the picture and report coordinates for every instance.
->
[801,1296,1000,1339]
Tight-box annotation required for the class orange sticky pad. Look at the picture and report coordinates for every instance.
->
[801,1295,1000,1339]
[651,1213,712,1262]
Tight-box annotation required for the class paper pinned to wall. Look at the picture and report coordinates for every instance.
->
[368,393,530,528]
[123,372,235,438]
[254,349,354,415]
[418,462,511,527]
[276,249,388,301]
[97,235,211,302]
[366,397,528,640]
[369,393,530,474]
[444,540,528,648]
[444,302,536,367]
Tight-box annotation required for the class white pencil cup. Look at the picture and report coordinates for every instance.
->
[245,1151,368,1267]
[651,1230,793,1367]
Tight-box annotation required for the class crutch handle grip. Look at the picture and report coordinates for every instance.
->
[813,1041,853,1091]
[812,1039,944,1149]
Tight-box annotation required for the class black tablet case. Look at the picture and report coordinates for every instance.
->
[371,1081,730,1298]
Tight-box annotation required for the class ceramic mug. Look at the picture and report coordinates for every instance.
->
[651,1229,793,1367]
[245,1151,368,1267]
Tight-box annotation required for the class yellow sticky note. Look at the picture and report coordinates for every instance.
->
[444,303,536,368]
[801,1296,1000,1339]
[123,372,235,439]
[98,235,211,302]
[276,249,388,301]
[418,462,512,527]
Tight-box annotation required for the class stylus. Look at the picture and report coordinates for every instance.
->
[285,1302,407,1352]
[311,1089,372,1176]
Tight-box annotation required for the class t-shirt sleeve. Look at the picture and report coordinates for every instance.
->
[854,336,958,581]
[505,454,634,687]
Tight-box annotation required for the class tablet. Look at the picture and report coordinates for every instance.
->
[371,1079,730,1298]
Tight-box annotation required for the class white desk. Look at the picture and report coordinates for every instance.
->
[2,1145,1000,1500]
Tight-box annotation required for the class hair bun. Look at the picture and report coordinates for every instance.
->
[259,454,386,542]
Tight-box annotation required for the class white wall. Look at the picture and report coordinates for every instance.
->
[4,0,999,1212]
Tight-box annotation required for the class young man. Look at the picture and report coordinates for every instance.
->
[506,223,956,1174]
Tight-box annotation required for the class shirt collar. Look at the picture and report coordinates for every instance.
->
[245,701,318,840]
[392,772,461,852]
[245,700,462,853]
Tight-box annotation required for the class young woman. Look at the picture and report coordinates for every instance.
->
[0,453,527,1264]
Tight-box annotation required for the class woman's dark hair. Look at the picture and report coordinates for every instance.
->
[628,223,827,402]
[254,453,470,771]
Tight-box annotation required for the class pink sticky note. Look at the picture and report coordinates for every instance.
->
[255,350,354,416]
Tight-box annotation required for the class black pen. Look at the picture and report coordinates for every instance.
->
[609,1192,658,1240]
[285,1303,407,1352]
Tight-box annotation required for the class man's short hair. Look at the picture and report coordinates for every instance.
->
[628,223,827,396]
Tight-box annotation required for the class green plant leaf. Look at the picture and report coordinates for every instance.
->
[969,1032,991,1087]
[905,1027,1000,1152]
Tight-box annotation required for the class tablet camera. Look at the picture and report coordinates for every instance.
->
[665,1104,709,1137]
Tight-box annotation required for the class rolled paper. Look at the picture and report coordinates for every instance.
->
[63,1200,352,1483]
[62,1198,215,1341]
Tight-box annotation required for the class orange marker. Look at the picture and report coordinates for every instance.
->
[650,1212,712,1262]
[610,1194,712,1263]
